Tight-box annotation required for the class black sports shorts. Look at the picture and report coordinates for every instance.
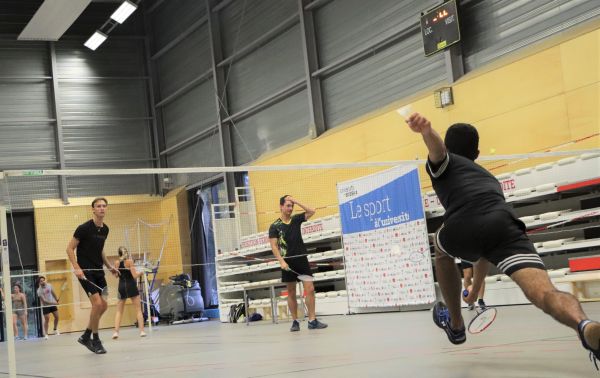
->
[281,255,312,282]
[42,306,58,315]
[78,270,108,297]
[434,209,545,276]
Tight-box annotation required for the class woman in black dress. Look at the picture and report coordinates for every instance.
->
[112,247,145,339]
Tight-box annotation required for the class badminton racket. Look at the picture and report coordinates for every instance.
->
[56,281,69,302]
[82,278,109,297]
[463,289,497,334]
[284,267,314,282]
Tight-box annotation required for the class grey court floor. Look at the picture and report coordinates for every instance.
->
[1,302,599,378]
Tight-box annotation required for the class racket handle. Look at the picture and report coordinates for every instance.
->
[463,289,469,297]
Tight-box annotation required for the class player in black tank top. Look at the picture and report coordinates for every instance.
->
[112,247,146,339]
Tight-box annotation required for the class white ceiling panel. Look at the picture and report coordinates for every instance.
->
[18,0,93,41]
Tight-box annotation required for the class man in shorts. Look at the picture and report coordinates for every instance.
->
[269,195,327,332]
[406,112,600,369]
[66,197,118,354]
[460,261,486,310]
[36,276,60,339]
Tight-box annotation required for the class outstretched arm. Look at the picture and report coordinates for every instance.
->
[286,196,316,220]
[406,113,446,164]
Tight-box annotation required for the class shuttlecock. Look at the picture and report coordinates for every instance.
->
[396,105,412,120]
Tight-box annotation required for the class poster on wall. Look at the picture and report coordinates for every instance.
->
[337,165,435,308]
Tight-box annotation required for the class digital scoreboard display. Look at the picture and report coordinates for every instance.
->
[420,0,460,56]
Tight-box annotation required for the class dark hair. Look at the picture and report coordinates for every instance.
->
[118,246,129,260]
[91,197,108,208]
[280,195,290,206]
[444,123,479,161]
[13,283,22,292]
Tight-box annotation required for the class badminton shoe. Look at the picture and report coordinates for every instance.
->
[92,339,107,354]
[308,319,328,330]
[78,335,96,353]
[578,320,600,371]
[290,320,300,332]
[432,301,466,345]
[477,299,487,311]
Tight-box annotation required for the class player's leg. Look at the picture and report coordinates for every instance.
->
[130,295,146,336]
[52,308,59,334]
[510,267,588,330]
[477,280,486,309]
[434,246,464,331]
[43,312,50,336]
[12,313,18,338]
[88,293,105,334]
[113,299,125,338]
[462,263,474,310]
[20,312,28,339]
[303,280,316,320]
[285,282,297,319]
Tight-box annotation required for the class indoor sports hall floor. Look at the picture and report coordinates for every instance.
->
[1,302,598,377]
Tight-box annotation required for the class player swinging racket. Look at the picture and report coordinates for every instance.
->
[66,197,119,354]
[405,112,600,371]
[269,195,327,332]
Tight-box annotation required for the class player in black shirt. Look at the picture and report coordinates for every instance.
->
[66,197,118,354]
[407,113,600,368]
[269,195,327,331]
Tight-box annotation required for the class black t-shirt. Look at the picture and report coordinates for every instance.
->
[268,213,307,257]
[74,219,109,270]
[426,152,508,220]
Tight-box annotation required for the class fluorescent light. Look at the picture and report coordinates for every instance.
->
[84,31,107,50]
[110,0,137,24]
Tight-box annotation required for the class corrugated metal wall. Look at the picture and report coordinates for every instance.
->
[0,1,155,209]
[461,0,600,72]
[148,0,600,173]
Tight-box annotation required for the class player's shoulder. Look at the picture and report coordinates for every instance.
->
[270,218,282,227]
[76,219,92,231]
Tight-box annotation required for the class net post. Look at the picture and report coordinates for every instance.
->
[143,271,153,333]
[0,205,17,378]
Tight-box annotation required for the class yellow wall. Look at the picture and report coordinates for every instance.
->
[250,28,600,231]
[33,188,190,332]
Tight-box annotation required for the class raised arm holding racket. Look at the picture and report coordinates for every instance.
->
[269,195,327,332]
[405,111,600,372]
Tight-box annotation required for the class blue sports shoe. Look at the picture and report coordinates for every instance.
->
[432,301,466,345]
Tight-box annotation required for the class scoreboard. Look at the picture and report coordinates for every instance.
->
[420,0,461,56]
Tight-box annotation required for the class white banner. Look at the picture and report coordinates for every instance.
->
[337,165,436,307]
